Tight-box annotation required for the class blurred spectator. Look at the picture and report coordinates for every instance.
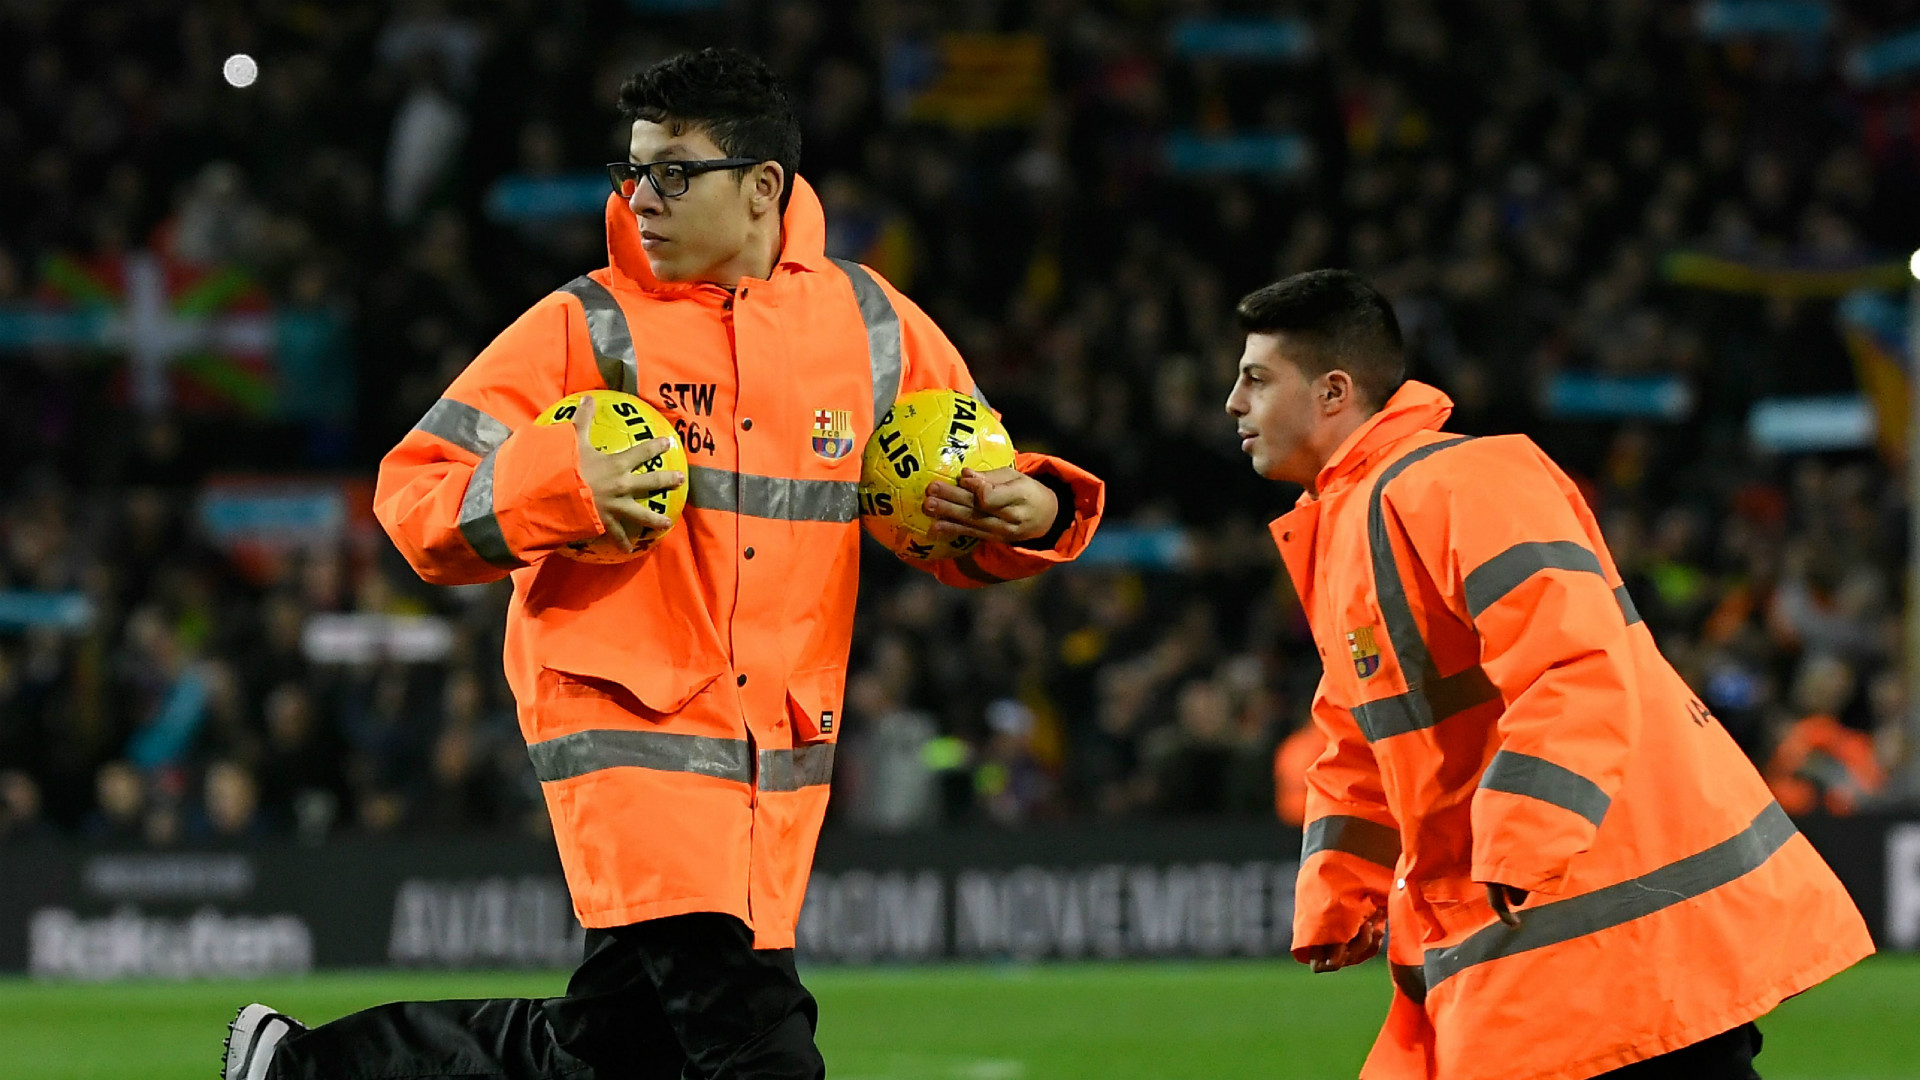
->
[420,666,523,832]
[1768,656,1886,816]
[195,758,265,841]
[339,661,435,833]
[142,770,186,848]
[976,699,1055,827]
[1143,678,1240,815]
[0,769,52,841]
[384,56,468,225]
[80,760,146,843]
[171,162,269,266]
[1273,720,1325,829]
[257,682,346,841]
[840,670,938,833]
[1768,548,1890,665]
[1869,669,1910,785]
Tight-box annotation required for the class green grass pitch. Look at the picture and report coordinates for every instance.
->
[2,955,1916,1079]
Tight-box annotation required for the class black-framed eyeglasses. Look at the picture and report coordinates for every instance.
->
[606,158,761,200]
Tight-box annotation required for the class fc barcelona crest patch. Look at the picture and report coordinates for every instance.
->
[811,408,854,460]
[1347,626,1381,679]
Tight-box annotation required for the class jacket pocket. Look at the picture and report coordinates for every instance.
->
[538,664,721,723]
[785,666,845,743]
[1412,878,1495,946]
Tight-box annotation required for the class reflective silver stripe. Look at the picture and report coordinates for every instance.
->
[685,465,859,523]
[1423,802,1798,989]
[557,275,638,394]
[527,729,752,784]
[970,382,993,412]
[1351,662,1500,743]
[1356,436,1493,742]
[758,744,836,791]
[1477,750,1610,827]
[1615,585,1642,625]
[414,398,511,457]
[1367,436,1473,679]
[457,449,521,568]
[1464,540,1605,620]
[829,259,903,428]
[1302,815,1401,869]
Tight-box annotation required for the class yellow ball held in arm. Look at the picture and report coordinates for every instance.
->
[858,388,1016,562]
[533,390,689,563]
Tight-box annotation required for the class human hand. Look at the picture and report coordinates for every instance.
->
[571,394,684,552]
[1485,883,1529,928]
[1302,917,1385,973]
[923,467,1059,545]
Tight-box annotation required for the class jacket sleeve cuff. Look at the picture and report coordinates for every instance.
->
[1012,471,1078,550]
[488,420,605,559]
[993,451,1106,565]
[1290,853,1388,958]
[916,452,1105,587]
[1290,891,1380,959]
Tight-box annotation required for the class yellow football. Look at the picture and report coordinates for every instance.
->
[533,391,688,563]
[859,388,1017,561]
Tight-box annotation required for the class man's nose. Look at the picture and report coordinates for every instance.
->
[629,180,665,215]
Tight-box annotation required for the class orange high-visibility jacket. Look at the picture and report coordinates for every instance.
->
[1273,381,1872,1080]
[373,179,1104,946]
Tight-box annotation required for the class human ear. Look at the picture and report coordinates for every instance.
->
[1323,370,1354,409]
[753,162,785,213]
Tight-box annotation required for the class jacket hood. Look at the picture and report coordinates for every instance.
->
[603,174,831,292]
[1308,380,1455,498]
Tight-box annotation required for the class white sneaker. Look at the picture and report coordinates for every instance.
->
[223,1003,305,1080]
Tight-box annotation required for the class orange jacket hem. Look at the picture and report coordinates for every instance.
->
[1494,933,1871,1080]
[573,894,752,935]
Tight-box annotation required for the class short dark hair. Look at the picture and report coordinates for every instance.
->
[1236,270,1405,409]
[617,48,802,211]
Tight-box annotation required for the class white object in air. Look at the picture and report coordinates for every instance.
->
[223,53,258,88]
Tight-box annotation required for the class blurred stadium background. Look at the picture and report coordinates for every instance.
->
[4,0,1920,1076]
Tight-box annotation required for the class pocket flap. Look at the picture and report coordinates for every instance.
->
[542,662,721,718]
[785,666,845,743]
[1411,876,1494,945]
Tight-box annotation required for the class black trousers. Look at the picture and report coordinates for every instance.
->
[1595,1023,1763,1080]
[270,913,825,1080]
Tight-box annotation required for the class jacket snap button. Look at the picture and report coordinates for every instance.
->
[744,547,756,559]
[741,418,753,430]
[737,674,748,687]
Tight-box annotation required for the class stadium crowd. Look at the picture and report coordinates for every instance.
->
[1,0,1918,845]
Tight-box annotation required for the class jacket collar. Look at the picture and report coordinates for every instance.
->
[1305,380,1455,500]
[603,174,832,293]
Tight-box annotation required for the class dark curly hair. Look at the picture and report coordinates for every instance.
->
[617,48,802,211]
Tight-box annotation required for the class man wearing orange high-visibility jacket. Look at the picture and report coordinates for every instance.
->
[1225,270,1872,1080]
[222,49,1103,1080]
